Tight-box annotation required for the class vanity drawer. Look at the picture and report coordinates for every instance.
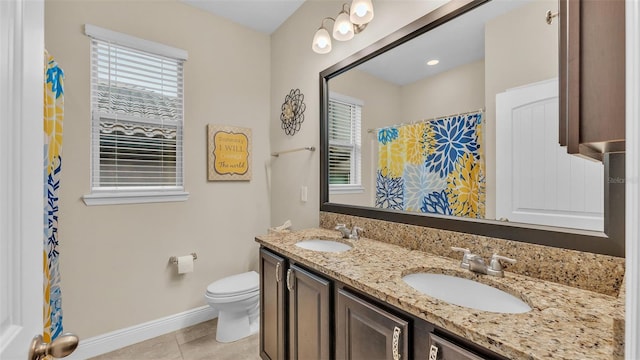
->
[428,333,488,360]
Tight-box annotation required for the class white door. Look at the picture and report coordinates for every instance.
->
[495,79,604,232]
[0,0,46,358]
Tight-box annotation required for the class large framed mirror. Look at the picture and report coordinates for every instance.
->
[320,0,625,257]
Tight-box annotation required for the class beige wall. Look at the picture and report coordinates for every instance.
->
[484,0,559,218]
[400,60,485,122]
[329,69,401,207]
[270,0,448,230]
[46,0,271,338]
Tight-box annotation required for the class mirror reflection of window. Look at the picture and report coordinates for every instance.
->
[328,93,363,195]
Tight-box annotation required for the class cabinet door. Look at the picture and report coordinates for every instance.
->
[260,248,286,360]
[336,289,409,360]
[428,333,488,360]
[560,0,625,159]
[288,264,331,360]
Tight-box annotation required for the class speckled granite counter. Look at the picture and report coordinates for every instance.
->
[256,228,625,360]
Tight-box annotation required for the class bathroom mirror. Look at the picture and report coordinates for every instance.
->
[320,0,625,257]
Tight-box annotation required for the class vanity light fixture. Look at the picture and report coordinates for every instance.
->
[426,59,440,66]
[312,1,374,54]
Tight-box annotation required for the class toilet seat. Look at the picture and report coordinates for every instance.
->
[206,271,259,298]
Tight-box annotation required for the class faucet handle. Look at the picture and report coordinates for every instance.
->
[451,247,472,269]
[489,254,516,271]
[335,223,346,229]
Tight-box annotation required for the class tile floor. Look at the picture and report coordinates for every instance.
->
[90,319,260,360]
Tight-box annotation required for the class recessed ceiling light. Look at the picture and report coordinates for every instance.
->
[426,59,439,66]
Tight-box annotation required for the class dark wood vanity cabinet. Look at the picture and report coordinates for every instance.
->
[336,289,409,360]
[259,248,286,360]
[259,248,331,360]
[259,247,507,360]
[559,0,626,160]
[287,264,331,360]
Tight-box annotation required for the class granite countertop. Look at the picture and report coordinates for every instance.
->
[256,228,625,360]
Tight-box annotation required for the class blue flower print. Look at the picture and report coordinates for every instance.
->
[375,170,404,210]
[420,190,452,215]
[378,127,399,145]
[424,115,480,177]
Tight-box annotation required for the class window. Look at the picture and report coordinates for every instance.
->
[83,25,189,205]
[328,93,363,194]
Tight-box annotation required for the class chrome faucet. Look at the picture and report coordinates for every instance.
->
[335,224,363,240]
[451,247,516,277]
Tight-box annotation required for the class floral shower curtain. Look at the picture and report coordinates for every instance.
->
[376,112,485,219]
[43,50,64,342]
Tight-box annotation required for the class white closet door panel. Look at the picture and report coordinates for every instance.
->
[496,78,604,232]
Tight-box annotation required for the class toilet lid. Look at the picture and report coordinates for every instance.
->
[206,271,259,296]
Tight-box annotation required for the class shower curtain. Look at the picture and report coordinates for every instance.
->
[44,50,64,342]
[376,112,485,219]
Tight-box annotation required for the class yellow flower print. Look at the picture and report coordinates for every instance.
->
[387,138,405,177]
[447,153,484,218]
[378,137,405,178]
[476,121,484,158]
[402,123,428,165]
[424,122,436,157]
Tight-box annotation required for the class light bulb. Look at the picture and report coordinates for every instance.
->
[338,22,350,34]
[333,11,354,41]
[312,27,332,54]
[355,4,367,17]
[350,0,374,25]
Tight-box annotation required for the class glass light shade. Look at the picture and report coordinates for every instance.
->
[333,11,354,41]
[312,27,332,54]
[349,0,374,24]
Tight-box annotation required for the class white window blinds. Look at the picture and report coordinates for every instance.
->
[89,36,185,191]
[328,96,362,187]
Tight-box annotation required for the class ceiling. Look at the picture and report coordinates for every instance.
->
[180,0,306,34]
[356,0,531,86]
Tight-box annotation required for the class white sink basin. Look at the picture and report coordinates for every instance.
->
[295,239,352,252]
[402,273,531,314]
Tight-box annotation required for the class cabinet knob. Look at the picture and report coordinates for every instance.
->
[392,326,401,360]
[275,262,281,282]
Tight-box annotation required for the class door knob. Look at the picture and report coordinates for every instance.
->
[28,333,79,360]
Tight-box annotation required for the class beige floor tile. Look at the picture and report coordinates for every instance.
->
[175,319,217,345]
[179,333,260,360]
[89,333,182,360]
[90,320,260,360]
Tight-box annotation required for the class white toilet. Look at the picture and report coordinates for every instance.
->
[204,271,260,343]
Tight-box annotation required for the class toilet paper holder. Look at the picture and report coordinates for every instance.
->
[169,253,198,264]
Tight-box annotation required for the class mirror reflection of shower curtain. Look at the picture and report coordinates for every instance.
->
[375,112,485,219]
[44,50,64,342]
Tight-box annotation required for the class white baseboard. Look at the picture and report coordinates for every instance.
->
[68,306,217,360]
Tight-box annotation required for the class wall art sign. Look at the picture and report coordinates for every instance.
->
[207,124,252,181]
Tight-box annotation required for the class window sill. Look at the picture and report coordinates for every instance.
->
[83,190,189,206]
[330,184,364,195]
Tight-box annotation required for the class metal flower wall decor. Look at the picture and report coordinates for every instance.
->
[280,88,306,136]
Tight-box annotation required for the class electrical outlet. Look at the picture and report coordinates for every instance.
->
[300,186,308,202]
